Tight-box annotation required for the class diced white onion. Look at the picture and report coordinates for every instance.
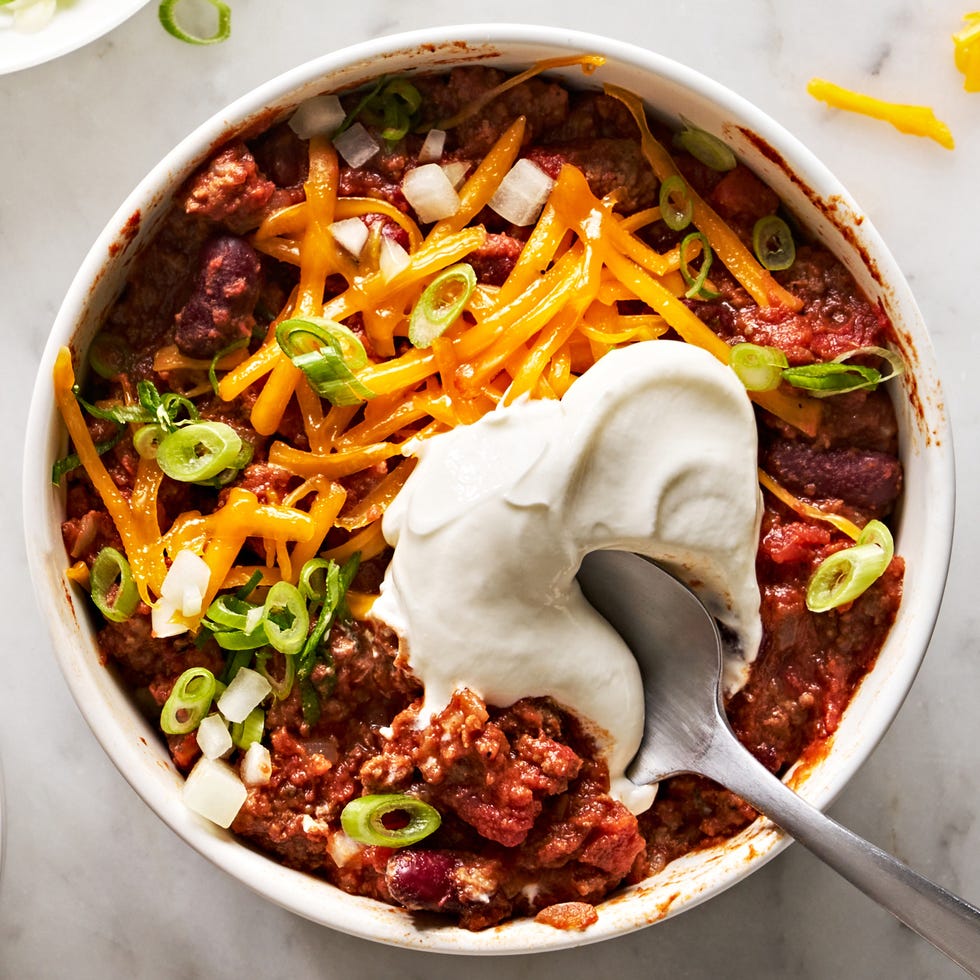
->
[333,122,380,168]
[196,714,233,760]
[440,161,469,190]
[326,829,364,868]
[418,128,447,163]
[217,667,271,724]
[329,217,369,258]
[151,596,188,639]
[241,742,273,787]
[288,94,345,139]
[160,550,210,616]
[488,158,556,226]
[401,164,460,223]
[379,237,411,282]
[183,756,248,829]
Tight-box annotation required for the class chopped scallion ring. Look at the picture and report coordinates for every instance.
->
[133,424,165,460]
[729,343,789,391]
[277,317,375,406]
[408,263,476,348]
[673,116,737,171]
[158,0,231,46]
[752,215,796,271]
[340,794,442,847]
[90,546,140,623]
[160,666,217,735]
[658,175,693,232]
[679,232,719,300]
[230,706,265,750]
[156,421,243,483]
[806,541,890,613]
[261,581,309,656]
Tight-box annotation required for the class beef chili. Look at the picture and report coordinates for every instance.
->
[55,59,905,931]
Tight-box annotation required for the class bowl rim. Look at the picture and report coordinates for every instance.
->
[23,22,954,954]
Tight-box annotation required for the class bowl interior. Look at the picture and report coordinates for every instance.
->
[23,24,953,954]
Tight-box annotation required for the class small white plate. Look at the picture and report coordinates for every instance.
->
[0,0,151,75]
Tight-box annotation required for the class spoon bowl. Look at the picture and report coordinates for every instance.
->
[577,549,980,978]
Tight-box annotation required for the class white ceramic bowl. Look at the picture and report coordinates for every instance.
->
[23,24,953,954]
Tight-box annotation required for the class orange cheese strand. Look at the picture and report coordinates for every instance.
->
[759,468,862,540]
[250,357,302,437]
[53,347,144,562]
[807,78,955,150]
[953,13,980,91]
[152,344,248,374]
[268,440,404,479]
[605,84,803,311]
[335,457,418,531]
[320,519,388,563]
[287,479,348,578]
[297,134,341,315]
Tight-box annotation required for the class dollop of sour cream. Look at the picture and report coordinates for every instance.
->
[372,341,763,815]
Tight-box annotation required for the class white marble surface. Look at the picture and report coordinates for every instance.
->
[2,1,979,977]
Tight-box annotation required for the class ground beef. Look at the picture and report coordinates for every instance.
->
[182,142,276,233]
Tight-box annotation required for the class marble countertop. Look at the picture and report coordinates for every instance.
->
[2,1,979,977]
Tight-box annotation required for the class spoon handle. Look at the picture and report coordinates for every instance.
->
[701,731,980,978]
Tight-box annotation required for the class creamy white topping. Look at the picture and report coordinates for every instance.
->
[372,340,763,815]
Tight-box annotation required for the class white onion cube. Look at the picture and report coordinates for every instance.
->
[488,158,555,226]
[418,128,447,163]
[440,161,469,190]
[326,830,363,868]
[217,667,271,724]
[289,94,345,139]
[196,714,233,760]
[151,595,188,639]
[160,550,210,616]
[329,217,369,258]
[379,236,411,282]
[183,757,247,829]
[333,122,380,168]
[241,742,273,787]
[401,164,460,223]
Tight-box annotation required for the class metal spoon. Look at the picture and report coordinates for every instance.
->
[577,549,980,977]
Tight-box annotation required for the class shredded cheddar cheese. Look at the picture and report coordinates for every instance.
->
[57,67,839,630]
[807,78,955,150]
[953,12,980,91]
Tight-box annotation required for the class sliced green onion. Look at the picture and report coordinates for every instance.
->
[52,426,123,485]
[298,557,332,603]
[221,649,253,686]
[209,337,249,395]
[261,581,309,656]
[211,623,268,651]
[752,215,796,271]
[806,542,890,613]
[160,667,217,735]
[729,343,789,392]
[857,518,895,562]
[277,317,375,407]
[194,439,253,488]
[673,117,737,172]
[205,593,253,632]
[679,232,720,300]
[158,0,231,46]
[658,175,693,232]
[256,650,296,701]
[133,424,166,460]
[90,546,139,623]
[340,794,442,847]
[72,387,149,427]
[156,390,200,430]
[782,360,880,397]
[337,76,423,146]
[409,263,476,348]
[155,421,243,483]
[230,706,265,750]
